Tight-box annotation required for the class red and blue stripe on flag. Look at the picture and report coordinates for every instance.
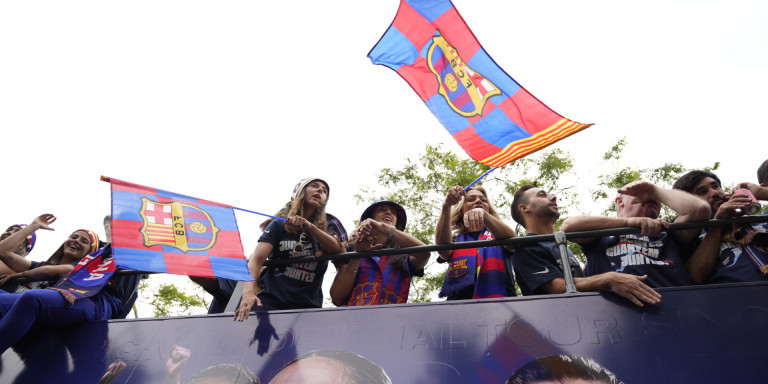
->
[369,0,591,167]
[109,178,252,281]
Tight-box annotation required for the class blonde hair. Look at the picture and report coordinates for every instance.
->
[450,186,501,235]
[260,183,329,234]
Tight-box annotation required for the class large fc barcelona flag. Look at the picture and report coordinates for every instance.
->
[369,0,591,167]
[108,177,252,281]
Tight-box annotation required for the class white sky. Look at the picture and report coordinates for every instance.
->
[2,1,766,312]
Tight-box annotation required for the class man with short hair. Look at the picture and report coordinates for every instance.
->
[673,170,768,284]
[510,185,661,307]
[561,180,710,288]
[758,159,768,186]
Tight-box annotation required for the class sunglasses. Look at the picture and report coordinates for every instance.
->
[293,232,311,253]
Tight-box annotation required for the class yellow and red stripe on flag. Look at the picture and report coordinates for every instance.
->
[369,0,591,167]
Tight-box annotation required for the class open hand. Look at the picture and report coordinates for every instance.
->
[31,213,56,231]
[607,273,661,307]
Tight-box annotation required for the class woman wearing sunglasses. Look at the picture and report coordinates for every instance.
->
[235,178,347,320]
[329,200,430,306]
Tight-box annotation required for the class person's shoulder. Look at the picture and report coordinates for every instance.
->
[325,213,348,240]
[265,219,286,231]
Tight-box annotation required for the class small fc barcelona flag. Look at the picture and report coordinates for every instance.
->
[369,0,591,167]
[108,177,253,281]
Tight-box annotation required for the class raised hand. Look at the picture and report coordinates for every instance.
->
[31,213,57,231]
[444,186,466,207]
[618,181,658,202]
[165,344,191,384]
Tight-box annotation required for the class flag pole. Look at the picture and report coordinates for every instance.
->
[465,168,497,191]
[232,207,286,222]
[100,176,286,222]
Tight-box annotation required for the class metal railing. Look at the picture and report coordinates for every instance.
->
[5,215,768,302]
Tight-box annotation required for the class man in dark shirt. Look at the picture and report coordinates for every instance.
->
[511,185,661,307]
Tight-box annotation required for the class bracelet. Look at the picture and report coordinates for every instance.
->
[387,225,396,242]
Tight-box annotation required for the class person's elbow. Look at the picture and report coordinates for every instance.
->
[560,219,575,232]
[688,200,712,221]
[330,291,348,307]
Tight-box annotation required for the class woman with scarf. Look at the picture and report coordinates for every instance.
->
[235,177,348,320]
[435,186,518,300]
[330,200,430,306]
[0,214,99,291]
[0,214,141,354]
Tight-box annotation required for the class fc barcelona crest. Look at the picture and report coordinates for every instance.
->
[447,258,469,278]
[427,33,501,117]
[138,197,220,252]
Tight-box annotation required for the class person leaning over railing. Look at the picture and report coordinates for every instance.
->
[0,214,99,292]
[673,169,768,284]
[329,200,430,306]
[234,178,347,321]
[510,185,661,307]
[435,186,518,300]
[560,180,710,288]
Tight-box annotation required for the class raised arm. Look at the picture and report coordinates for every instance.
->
[0,214,56,272]
[736,182,768,201]
[686,191,753,284]
[435,186,464,260]
[234,242,272,322]
[620,181,710,243]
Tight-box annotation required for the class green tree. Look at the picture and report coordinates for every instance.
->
[138,276,209,317]
[358,138,721,302]
[591,137,720,219]
[356,143,578,302]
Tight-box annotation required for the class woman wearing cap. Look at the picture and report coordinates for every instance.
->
[235,178,348,320]
[0,213,100,291]
[330,200,430,306]
[435,186,518,300]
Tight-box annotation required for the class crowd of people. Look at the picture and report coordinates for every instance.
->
[1,159,767,353]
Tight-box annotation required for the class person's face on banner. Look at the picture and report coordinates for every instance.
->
[270,356,353,384]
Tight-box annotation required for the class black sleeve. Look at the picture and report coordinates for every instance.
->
[512,244,564,295]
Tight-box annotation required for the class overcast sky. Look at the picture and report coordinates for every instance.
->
[2,1,766,310]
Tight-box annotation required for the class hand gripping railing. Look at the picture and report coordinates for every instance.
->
[6,216,768,297]
[263,215,768,294]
